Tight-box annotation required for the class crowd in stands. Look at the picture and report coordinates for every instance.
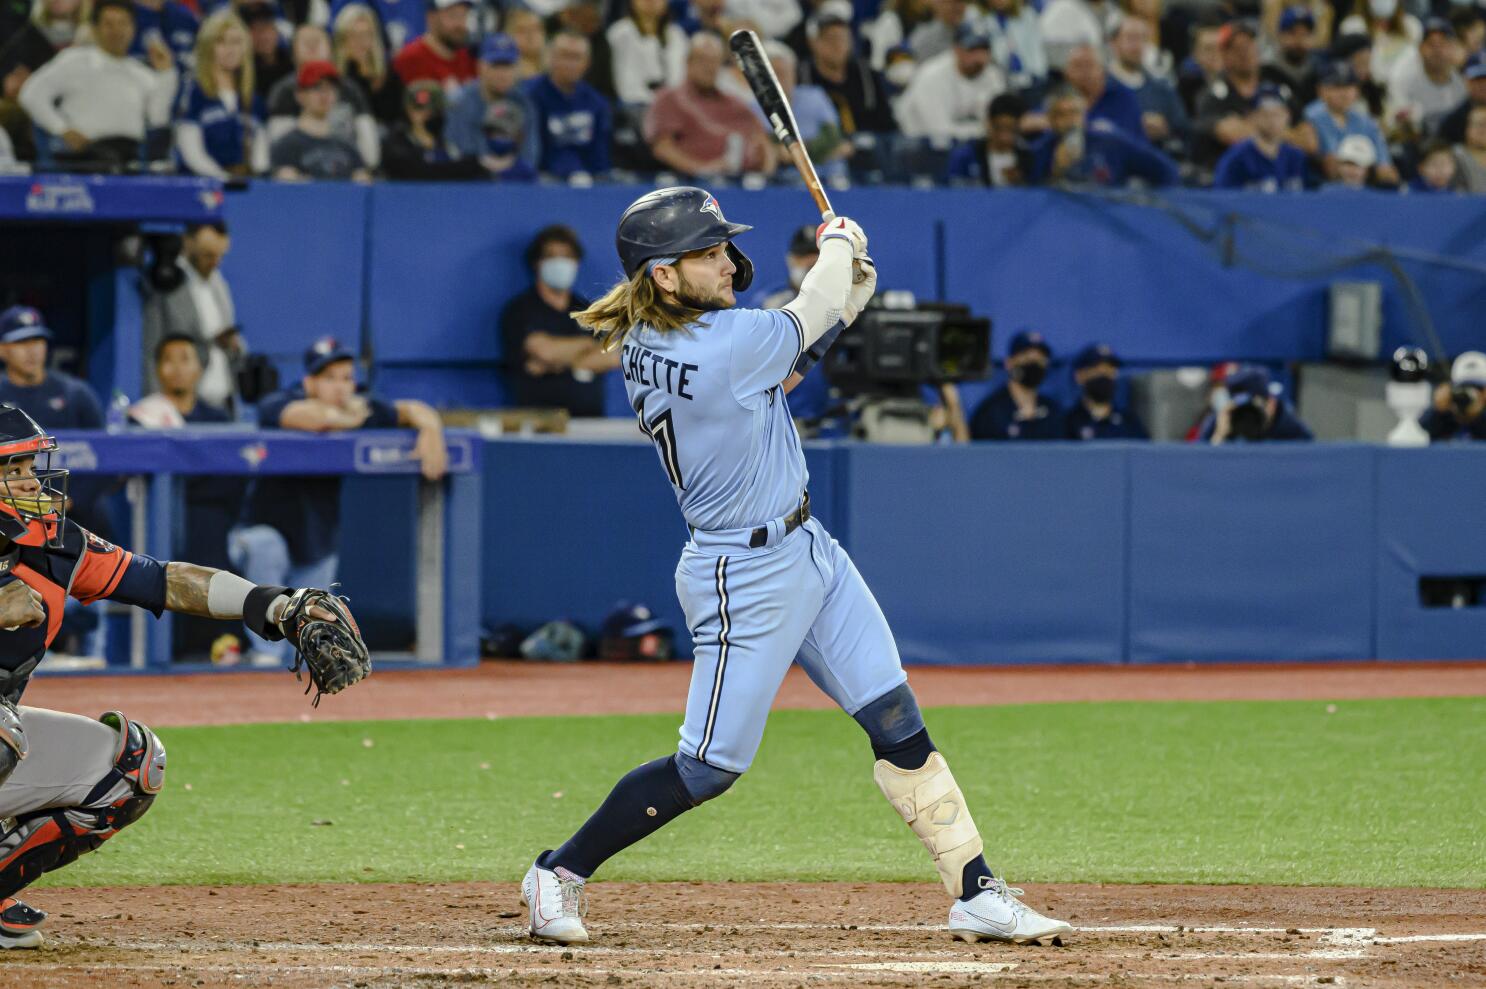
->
[0,0,1483,189]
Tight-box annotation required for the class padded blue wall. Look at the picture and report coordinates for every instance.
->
[475,439,1484,665]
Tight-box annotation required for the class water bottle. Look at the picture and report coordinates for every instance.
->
[106,390,129,433]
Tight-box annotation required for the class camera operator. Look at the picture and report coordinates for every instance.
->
[1197,364,1312,444]
[1421,351,1486,443]
[969,330,1064,441]
[1065,342,1146,441]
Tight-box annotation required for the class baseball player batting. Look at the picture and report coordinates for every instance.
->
[521,187,1071,947]
[0,404,369,949]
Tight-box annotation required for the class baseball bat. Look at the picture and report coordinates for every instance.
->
[728,29,835,222]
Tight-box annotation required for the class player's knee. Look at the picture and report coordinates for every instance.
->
[95,711,167,813]
[853,683,931,765]
[0,702,25,788]
[673,752,739,805]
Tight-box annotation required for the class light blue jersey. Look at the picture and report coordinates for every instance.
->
[621,307,808,532]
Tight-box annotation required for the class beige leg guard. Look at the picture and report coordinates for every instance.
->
[873,752,983,898]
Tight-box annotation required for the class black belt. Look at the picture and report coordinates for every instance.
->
[750,492,810,549]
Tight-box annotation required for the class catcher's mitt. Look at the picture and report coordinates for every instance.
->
[278,587,371,706]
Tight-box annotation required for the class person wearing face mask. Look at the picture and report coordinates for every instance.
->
[1196,364,1313,444]
[383,79,491,180]
[500,225,618,417]
[1064,343,1146,440]
[1421,351,1486,442]
[969,330,1066,441]
[1337,0,1422,84]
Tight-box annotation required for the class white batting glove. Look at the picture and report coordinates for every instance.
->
[843,256,877,326]
[816,215,868,258]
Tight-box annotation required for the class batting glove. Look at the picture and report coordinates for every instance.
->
[843,256,877,326]
[816,216,868,258]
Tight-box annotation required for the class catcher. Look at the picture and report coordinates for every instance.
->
[0,403,369,949]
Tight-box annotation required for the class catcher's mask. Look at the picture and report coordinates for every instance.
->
[0,404,67,549]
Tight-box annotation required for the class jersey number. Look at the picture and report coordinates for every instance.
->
[637,405,685,490]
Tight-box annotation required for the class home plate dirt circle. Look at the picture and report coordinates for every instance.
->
[10,882,1485,987]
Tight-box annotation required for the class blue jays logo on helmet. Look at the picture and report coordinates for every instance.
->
[699,195,723,221]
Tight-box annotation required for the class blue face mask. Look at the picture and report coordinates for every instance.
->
[486,136,516,156]
[539,257,579,292]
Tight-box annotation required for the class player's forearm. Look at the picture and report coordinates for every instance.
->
[783,239,853,347]
[525,334,595,368]
[164,562,222,617]
[395,399,442,432]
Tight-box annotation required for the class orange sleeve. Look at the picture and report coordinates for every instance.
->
[70,529,134,605]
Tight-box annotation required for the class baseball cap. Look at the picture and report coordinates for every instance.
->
[0,306,51,345]
[427,0,472,9]
[479,32,518,64]
[1465,52,1486,81]
[1251,83,1289,110]
[304,336,355,375]
[1452,351,1486,388]
[1218,18,1259,48]
[1336,133,1377,167]
[954,19,992,50]
[1422,16,1455,39]
[807,0,853,37]
[1318,61,1357,87]
[1072,343,1122,372]
[405,79,445,111]
[1224,365,1279,403]
[1007,329,1051,359]
[1278,5,1315,31]
[297,59,339,89]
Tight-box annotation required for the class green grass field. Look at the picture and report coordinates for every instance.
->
[44,697,1486,890]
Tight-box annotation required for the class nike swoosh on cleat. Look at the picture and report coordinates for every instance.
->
[956,907,1018,935]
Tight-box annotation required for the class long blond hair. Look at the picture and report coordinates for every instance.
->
[574,268,704,352]
[333,3,387,84]
[195,10,254,103]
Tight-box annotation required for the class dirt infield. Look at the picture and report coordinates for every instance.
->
[10,881,1486,987]
[16,662,1486,987]
[23,660,1486,727]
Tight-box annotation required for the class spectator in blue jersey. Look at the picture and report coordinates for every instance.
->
[1212,84,1310,190]
[129,0,196,68]
[1197,364,1312,443]
[0,306,103,431]
[1108,17,1190,156]
[269,59,372,179]
[1297,63,1399,185]
[969,329,1065,441]
[947,92,1031,185]
[1029,84,1180,186]
[1063,43,1147,143]
[1421,351,1486,442]
[231,337,448,666]
[446,32,538,167]
[1065,343,1147,441]
[522,29,611,178]
[175,10,267,179]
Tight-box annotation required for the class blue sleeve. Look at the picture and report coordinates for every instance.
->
[946,143,974,181]
[110,551,168,617]
[1028,133,1056,184]
[255,391,292,428]
[1125,135,1179,187]
[1113,89,1146,145]
[589,91,612,173]
[728,308,805,400]
[520,90,541,168]
[1365,118,1392,167]
[1196,413,1216,441]
[1212,147,1242,189]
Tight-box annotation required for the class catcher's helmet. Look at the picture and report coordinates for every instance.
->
[0,403,67,545]
[599,602,674,662]
[615,187,755,292]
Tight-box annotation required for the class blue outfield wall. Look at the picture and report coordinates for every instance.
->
[476,439,1484,665]
[206,184,1486,410]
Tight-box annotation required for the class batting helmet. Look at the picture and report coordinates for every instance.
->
[599,602,675,662]
[615,187,755,292]
[0,403,67,544]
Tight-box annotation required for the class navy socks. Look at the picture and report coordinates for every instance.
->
[545,755,696,879]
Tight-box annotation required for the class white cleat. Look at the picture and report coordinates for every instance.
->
[948,877,1073,946]
[521,854,589,944]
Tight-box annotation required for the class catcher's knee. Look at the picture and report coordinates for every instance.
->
[0,712,163,899]
[0,701,26,787]
[674,752,738,805]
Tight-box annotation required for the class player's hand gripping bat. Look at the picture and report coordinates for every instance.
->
[728,29,835,223]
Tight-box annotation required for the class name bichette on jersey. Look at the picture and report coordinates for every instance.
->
[621,342,699,400]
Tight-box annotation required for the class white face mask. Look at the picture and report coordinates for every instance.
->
[538,257,578,292]
[886,60,916,88]
[1368,0,1397,19]
[787,260,812,290]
